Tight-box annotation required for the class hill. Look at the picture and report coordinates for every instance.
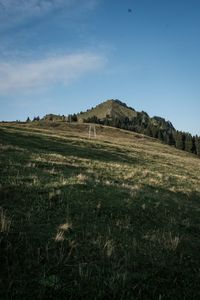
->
[76,99,199,157]
[40,99,200,157]
[77,99,174,131]
[77,99,138,121]
[1,122,200,299]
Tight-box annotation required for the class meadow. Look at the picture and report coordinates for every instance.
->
[0,122,200,299]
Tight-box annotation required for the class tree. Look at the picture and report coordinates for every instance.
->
[26,117,31,122]
[104,118,111,126]
[165,131,175,146]
[86,115,99,124]
[113,117,120,128]
[151,126,159,138]
[195,136,200,156]
[174,131,185,150]
[71,114,78,122]
[192,136,197,154]
[184,133,194,153]
[158,130,164,141]
[144,126,153,137]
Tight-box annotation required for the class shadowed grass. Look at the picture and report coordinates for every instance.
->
[0,123,200,299]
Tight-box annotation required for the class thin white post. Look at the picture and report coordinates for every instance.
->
[94,125,96,138]
[89,125,92,139]
[88,125,96,139]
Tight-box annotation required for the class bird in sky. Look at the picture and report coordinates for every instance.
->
[128,8,132,13]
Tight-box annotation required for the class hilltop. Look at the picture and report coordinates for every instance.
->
[78,99,137,120]
[77,99,174,131]
[41,99,174,132]
[1,121,200,299]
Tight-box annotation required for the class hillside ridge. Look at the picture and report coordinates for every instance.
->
[39,98,200,157]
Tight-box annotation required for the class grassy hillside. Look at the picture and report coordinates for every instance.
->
[0,122,200,300]
[77,99,137,121]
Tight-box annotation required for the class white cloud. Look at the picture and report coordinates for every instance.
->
[0,52,106,93]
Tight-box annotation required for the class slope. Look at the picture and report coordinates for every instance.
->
[0,122,200,300]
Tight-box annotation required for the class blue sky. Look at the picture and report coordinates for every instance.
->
[0,0,200,135]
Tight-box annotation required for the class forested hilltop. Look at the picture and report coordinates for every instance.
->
[35,99,200,156]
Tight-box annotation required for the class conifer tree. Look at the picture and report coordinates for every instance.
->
[184,133,193,153]
[151,126,159,138]
[71,114,78,122]
[144,126,153,137]
[195,136,200,156]
[175,131,184,150]
[192,136,196,154]
[158,130,164,141]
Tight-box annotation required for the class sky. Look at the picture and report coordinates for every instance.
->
[0,0,200,135]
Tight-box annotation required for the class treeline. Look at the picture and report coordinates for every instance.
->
[26,116,40,122]
[26,113,200,157]
[84,115,200,157]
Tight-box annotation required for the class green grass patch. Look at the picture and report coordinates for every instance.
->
[0,123,200,299]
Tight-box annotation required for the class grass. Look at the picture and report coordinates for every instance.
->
[0,121,200,299]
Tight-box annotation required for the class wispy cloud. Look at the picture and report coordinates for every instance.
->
[0,0,66,21]
[0,52,106,94]
[0,0,98,28]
